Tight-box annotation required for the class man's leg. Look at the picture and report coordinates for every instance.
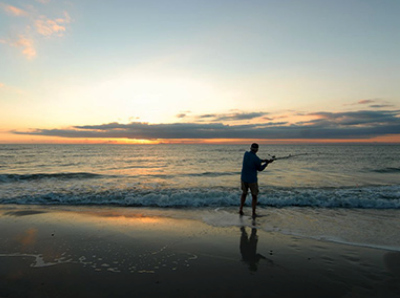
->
[239,192,246,215]
[251,194,258,217]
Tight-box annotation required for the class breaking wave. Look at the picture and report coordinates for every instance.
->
[1,185,399,209]
[0,172,107,183]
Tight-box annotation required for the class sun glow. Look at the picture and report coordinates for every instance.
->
[75,71,224,125]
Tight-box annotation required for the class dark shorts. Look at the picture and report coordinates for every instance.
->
[241,181,259,196]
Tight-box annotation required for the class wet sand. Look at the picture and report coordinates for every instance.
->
[0,205,399,298]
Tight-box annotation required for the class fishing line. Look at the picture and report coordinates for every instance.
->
[267,153,308,161]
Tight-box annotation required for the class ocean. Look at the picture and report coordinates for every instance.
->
[1,144,399,208]
[1,143,400,250]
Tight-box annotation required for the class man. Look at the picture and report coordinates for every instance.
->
[239,143,273,218]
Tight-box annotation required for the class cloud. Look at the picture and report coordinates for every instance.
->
[198,114,217,119]
[10,35,36,59]
[36,0,51,3]
[35,18,65,36]
[1,4,29,16]
[176,111,191,119]
[197,112,268,122]
[308,110,400,126]
[358,99,375,105]
[369,104,394,108]
[345,99,381,106]
[1,3,71,58]
[13,110,400,141]
[0,82,4,88]
[35,12,71,37]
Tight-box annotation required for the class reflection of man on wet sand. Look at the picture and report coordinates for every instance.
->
[240,227,269,272]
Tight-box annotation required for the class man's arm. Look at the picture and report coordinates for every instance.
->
[258,159,273,171]
[262,159,274,164]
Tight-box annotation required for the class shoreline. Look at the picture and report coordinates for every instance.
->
[0,205,399,297]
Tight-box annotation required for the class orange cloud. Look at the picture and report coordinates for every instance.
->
[56,11,71,24]
[35,19,66,36]
[1,4,29,17]
[13,35,36,59]
[35,12,71,37]
[358,99,375,105]
[1,3,71,59]
[0,35,37,59]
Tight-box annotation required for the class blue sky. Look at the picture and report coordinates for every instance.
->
[1,0,399,143]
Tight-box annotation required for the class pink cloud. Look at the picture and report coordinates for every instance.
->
[56,11,71,24]
[0,36,36,59]
[358,99,375,105]
[1,4,29,17]
[13,36,36,59]
[35,12,71,37]
[1,3,71,59]
[35,19,66,36]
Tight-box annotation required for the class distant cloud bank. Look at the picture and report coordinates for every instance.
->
[13,109,400,141]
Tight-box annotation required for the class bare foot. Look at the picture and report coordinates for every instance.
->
[239,210,244,216]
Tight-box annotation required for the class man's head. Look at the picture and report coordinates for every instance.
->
[250,143,259,152]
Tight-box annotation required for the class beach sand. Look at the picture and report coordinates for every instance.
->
[0,205,399,298]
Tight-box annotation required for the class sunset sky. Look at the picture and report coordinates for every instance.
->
[1,0,399,144]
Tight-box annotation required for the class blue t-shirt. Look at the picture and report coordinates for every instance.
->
[241,151,267,183]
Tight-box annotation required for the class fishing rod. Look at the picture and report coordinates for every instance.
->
[264,153,308,162]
